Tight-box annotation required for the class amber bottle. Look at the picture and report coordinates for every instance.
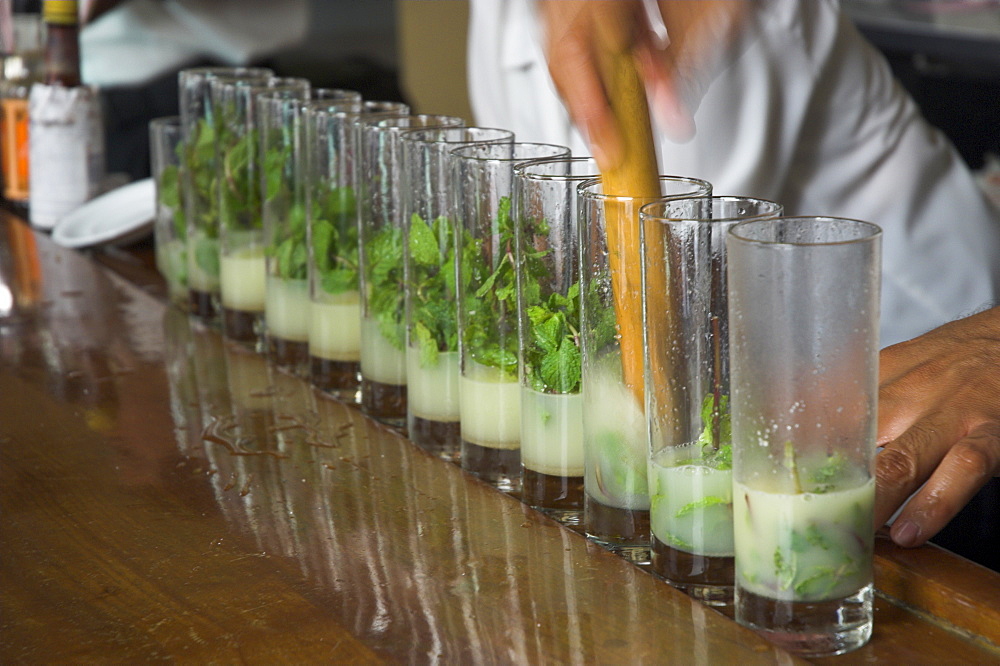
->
[42,0,80,86]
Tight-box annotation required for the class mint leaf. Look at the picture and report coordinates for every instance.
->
[156,161,186,241]
[364,227,406,351]
[287,202,306,238]
[195,238,219,276]
[811,453,847,493]
[539,338,580,393]
[674,495,730,519]
[327,186,356,217]
[456,195,522,380]
[697,393,731,452]
[518,209,585,395]
[311,185,358,294]
[321,268,356,294]
[157,164,180,208]
[794,566,838,597]
[172,209,186,241]
[775,547,797,591]
[527,305,552,328]
[414,321,438,368]
[366,225,406,353]
[784,441,804,494]
[409,214,440,266]
[264,144,289,200]
[534,311,562,353]
[474,256,506,298]
[704,444,733,470]
[406,213,461,357]
[659,531,694,551]
[790,525,832,554]
[311,218,335,273]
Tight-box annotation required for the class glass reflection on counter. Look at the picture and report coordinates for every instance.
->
[162,307,203,457]
[1,235,126,432]
[0,220,43,318]
[159,309,769,663]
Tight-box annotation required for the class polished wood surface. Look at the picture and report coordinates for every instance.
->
[2,215,999,664]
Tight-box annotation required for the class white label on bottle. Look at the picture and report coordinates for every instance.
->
[28,84,105,230]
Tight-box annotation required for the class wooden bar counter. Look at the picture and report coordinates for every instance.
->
[1,213,998,664]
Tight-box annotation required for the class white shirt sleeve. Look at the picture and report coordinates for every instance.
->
[467,0,1000,345]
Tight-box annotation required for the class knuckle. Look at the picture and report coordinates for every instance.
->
[876,446,920,488]
[877,378,906,404]
[954,435,1000,479]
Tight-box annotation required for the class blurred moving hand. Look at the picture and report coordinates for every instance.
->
[876,306,1000,548]
[537,0,751,168]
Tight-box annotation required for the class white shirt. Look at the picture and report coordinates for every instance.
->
[467,0,1000,346]
[81,0,309,87]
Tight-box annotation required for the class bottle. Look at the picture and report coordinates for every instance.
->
[41,0,79,86]
[1,0,44,210]
[28,0,105,230]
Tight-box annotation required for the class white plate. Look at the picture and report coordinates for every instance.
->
[52,178,156,249]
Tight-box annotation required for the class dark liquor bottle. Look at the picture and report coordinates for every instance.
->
[41,0,80,86]
[28,0,105,230]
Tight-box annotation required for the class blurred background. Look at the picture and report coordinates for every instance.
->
[2,0,998,188]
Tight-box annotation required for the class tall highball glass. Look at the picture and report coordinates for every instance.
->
[178,66,272,321]
[211,77,310,352]
[640,196,783,605]
[728,216,881,657]
[451,141,571,492]
[578,175,712,563]
[304,99,409,399]
[513,156,600,523]
[149,115,187,307]
[399,126,514,462]
[357,114,465,427]
[257,79,321,372]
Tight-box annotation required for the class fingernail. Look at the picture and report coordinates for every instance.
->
[892,520,921,548]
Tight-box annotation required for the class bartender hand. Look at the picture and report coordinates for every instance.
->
[875,306,1000,548]
[537,0,751,168]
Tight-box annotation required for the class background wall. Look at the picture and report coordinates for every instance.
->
[396,0,474,123]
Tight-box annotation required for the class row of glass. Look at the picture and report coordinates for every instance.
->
[149,66,882,658]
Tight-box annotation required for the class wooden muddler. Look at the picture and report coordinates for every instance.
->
[593,7,676,414]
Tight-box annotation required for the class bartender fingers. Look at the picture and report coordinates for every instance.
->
[874,305,1000,545]
[538,0,631,169]
[875,419,1000,548]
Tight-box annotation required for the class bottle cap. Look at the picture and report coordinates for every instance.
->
[42,0,77,26]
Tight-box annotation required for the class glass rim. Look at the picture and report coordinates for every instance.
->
[257,90,312,107]
[577,175,712,203]
[356,100,410,113]
[513,156,600,181]
[449,141,570,163]
[397,126,514,145]
[306,108,410,126]
[300,98,363,116]
[728,216,883,246]
[179,66,273,82]
[149,115,181,129]
[213,77,308,97]
[639,196,784,224]
[310,87,362,101]
[366,114,465,130]
[258,77,311,96]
